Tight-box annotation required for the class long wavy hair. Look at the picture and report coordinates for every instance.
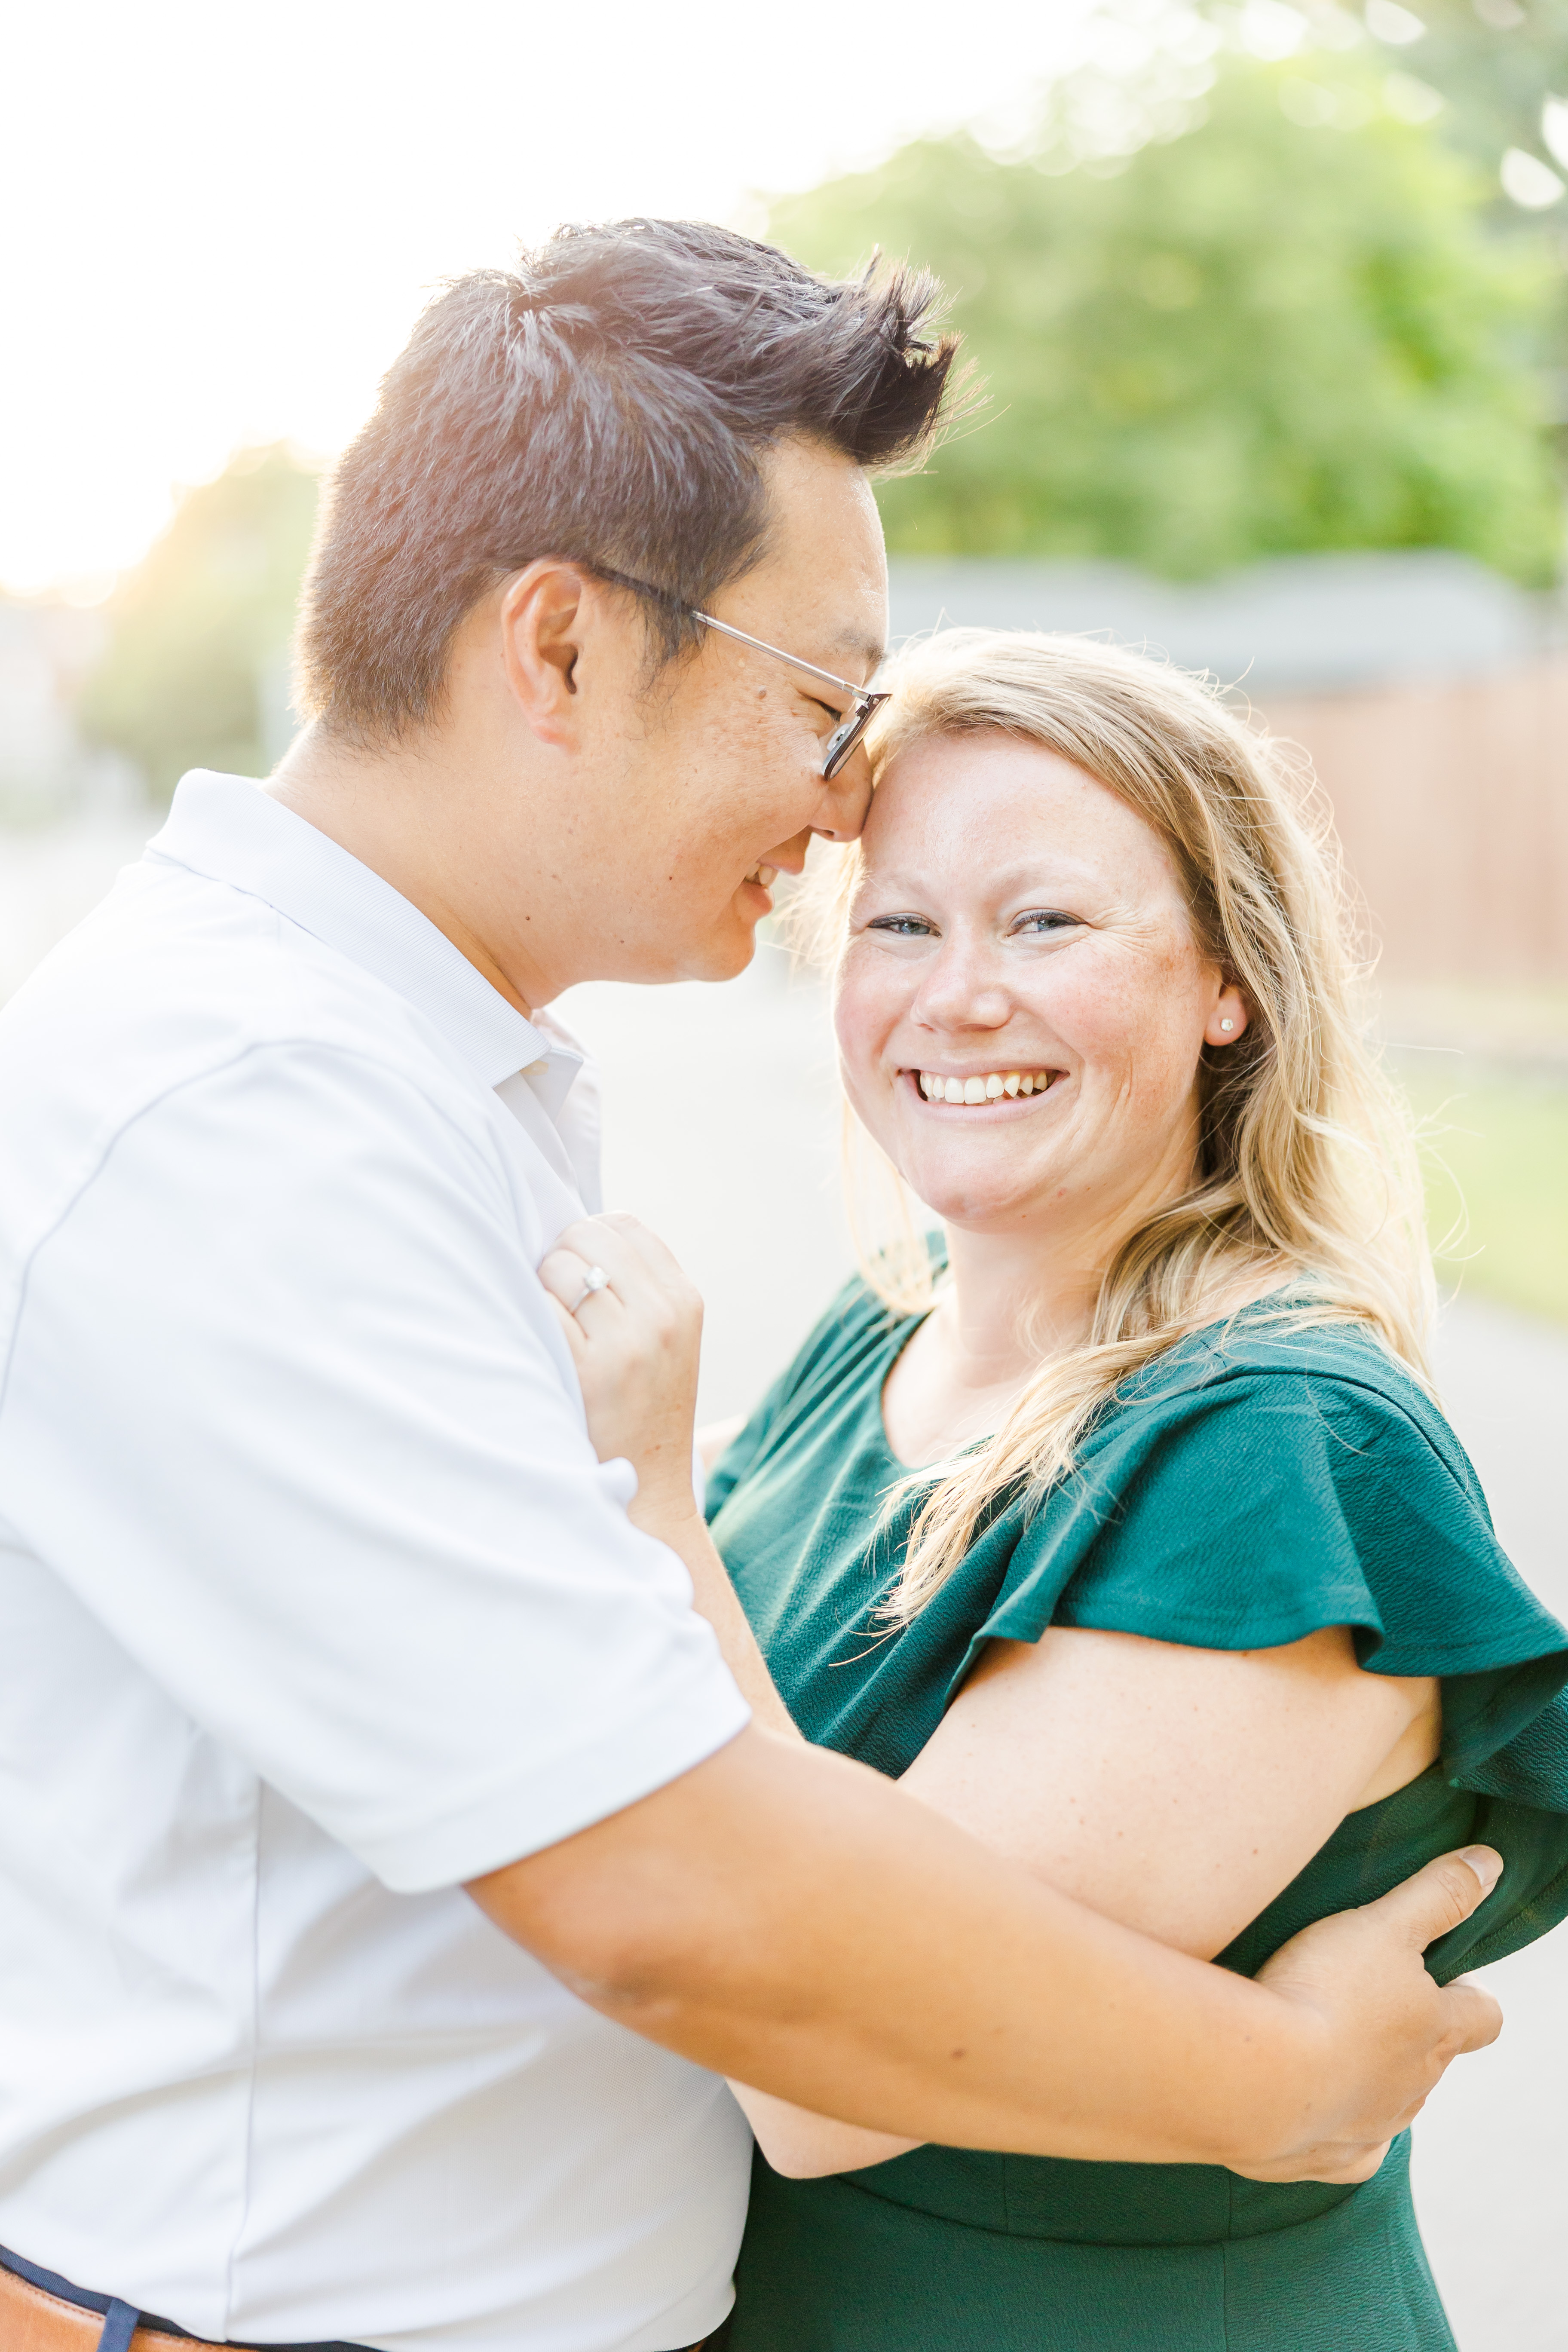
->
[798,628,1436,1625]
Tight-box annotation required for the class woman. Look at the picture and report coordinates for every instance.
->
[547,630,1568,2351]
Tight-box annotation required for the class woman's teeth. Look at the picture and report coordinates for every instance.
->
[916,1069,1058,1104]
[744,864,779,889]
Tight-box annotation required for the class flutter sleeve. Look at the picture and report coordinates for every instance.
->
[975,1347,1568,1815]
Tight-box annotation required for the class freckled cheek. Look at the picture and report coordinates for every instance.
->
[1032,947,1194,1083]
[833,960,911,1106]
[1016,962,1130,1071]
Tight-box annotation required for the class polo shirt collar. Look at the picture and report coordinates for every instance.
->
[146,772,580,1106]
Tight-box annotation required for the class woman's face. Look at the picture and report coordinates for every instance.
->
[833,731,1249,1243]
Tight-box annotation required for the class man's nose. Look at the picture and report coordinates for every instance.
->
[810,744,874,842]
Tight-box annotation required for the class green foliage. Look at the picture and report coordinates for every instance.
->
[770,55,1562,580]
[1406,1063,1568,1323]
[1316,0,1568,185]
[79,446,320,800]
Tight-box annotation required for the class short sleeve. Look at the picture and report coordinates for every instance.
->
[978,1365,1568,1798]
[0,1044,750,1893]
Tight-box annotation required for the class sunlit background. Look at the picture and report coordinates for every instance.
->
[3,3,1566,2343]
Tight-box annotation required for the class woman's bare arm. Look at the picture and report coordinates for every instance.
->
[749,1624,1441,2177]
[905,1626,1439,1959]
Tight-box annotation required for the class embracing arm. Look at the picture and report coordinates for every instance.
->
[751,1621,1442,2176]
[470,1717,1497,2179]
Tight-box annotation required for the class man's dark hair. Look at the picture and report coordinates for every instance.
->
[296,219,957,740]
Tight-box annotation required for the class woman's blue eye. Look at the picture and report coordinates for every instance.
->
[868,916,935,938]
[1014,910,1078,935]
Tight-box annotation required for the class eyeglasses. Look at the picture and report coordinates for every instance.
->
[590,564,890,781]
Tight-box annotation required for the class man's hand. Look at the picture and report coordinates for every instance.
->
[1234,1846,1504,2182]
[539,1212,703,1531]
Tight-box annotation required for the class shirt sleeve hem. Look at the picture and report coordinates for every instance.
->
[1046,1595,1568,1681]
[358,1669,754,1894]
[1040,1595,1386,1654]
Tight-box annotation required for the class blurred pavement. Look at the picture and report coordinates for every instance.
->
[5,814,1565,2352]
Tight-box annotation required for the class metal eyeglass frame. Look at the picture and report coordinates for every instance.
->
[590,563,890,781]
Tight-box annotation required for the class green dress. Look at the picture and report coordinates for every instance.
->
[705,1278,1568,2352]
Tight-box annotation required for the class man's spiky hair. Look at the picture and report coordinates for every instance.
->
[297,218,957,738]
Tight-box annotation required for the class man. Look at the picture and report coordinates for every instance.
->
[0,221,1499,2352]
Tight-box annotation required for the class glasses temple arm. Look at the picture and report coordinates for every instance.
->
[690,609,881,706]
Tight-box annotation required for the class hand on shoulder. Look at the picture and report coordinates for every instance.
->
[539,1212,704,1534]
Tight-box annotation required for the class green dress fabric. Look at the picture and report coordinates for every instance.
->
[705,1276,1568,2352]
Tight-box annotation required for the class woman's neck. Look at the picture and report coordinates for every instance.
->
[882,1153,1200,1469]
[940,1225,1102,1384]
[882,1225,1106,1469]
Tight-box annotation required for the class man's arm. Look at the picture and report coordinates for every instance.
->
[730,1622,1439,2178]
[469,1721,1502,2178]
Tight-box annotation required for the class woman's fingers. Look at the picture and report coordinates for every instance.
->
[536,1216,703,1528]
[593,1210,698,1291]
[548,1216,704,1353]
[558,1214,695,1301]
[537,1244,623,1328]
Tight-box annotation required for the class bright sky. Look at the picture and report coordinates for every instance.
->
[3,0,1101,597]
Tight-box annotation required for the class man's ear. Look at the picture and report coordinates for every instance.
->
[499,560,597,750]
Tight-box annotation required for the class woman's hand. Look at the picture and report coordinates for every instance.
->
[539,1214,802,1739]
[539,1213,703,1534]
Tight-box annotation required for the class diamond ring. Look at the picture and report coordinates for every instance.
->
[571,1264,611,1317]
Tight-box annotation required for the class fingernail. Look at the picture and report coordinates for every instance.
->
[1459,1846,1503,1893]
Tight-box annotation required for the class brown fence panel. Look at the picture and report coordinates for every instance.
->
[1261,660,1568,985]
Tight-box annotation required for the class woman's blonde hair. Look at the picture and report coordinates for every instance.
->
[799,628,1436,1625]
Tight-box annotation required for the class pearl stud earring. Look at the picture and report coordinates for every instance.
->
[1219,1018,1235,1032]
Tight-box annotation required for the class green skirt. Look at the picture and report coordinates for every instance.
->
[722,2132,1454,2352]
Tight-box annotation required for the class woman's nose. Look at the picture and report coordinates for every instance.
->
[911,945,1012,1031]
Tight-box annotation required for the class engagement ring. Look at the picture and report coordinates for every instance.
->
[571,1265,610,1316]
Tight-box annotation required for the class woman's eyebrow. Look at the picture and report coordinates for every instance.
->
[983,858,1099,894]
[861,858,1098,897]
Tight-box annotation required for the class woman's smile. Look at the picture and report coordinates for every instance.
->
[905,1065,1065,1107]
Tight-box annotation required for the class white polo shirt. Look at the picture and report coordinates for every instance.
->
[0,774,753,2352]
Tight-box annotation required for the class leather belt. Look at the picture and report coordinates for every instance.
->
[0,2260,709,2352]
[0,2261,246,2352]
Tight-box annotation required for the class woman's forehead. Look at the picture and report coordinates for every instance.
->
[864,735,1178,888]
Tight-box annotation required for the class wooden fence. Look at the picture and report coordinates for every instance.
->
[1263,659,1568,986]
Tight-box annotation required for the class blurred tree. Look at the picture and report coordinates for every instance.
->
[79,445,319,800]
[1294,0,1568,194]
[1195,6,1568,376]
[770,52,1561,579]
